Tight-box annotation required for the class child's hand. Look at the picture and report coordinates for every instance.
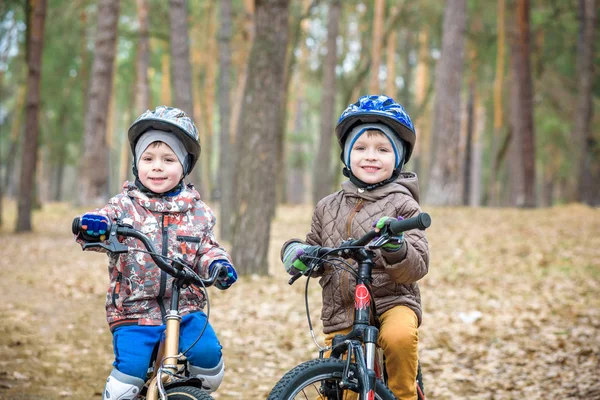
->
[282,242,321,275]
[374,216,405,252]
[210,261,237,290]
[80,213,109,241]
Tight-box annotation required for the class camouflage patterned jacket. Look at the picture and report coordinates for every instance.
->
[76,181,233,331]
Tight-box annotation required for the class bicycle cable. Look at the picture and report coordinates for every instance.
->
[300,251,359,351]
[128,249,212,366]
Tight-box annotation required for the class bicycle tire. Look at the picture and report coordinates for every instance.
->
[165,385,214,399]
[267,358,396,400]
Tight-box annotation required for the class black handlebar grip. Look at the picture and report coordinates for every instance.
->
[72,217,81,235]
[389,213,431,235]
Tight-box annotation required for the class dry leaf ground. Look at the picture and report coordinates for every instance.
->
[0,201,598,399]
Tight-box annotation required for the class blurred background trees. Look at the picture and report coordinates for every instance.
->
[0,0,597,270]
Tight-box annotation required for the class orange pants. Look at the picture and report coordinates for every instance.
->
[324,306,419,400]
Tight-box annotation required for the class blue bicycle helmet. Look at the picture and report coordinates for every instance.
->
[128,106,201,175]
[335,95,416,163]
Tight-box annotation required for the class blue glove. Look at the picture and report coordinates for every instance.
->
[282,242,321,275]
[80,213,109,241]
[374,216,405,252]
[209,261,237,290]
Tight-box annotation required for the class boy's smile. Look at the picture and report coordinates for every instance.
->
[349,131,396,184]
[137,142,184,193]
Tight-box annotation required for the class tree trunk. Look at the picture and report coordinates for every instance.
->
[230,0,255,148]
[169,0,194,117]
[412,29,430,182]
[231,0,289,276]
[470,91,485,207]
[368,0,384,93]
[78,0,119,206]
[225,1,255,226]
[5,85,26,196]
[312,0,340,205]
[286,8,311,205]
[119,110,132,184]
[425,0,467,206]
[52,102,71,202]
[16,0,46,232]
[288,96,308,204]
[463,78,475,206]
[136,0,150,114]
[508,0,536,207]
[160,52,172,105]
[79,7,89,109]
[201,3,217,199]
[385,6,398,96]
[575,0,597,205]
[218,0,234,240]
[339,5,406,109]
[489,0,506,206]
[277,0,318,205]
[400,30,413,110]
[508,46,524,206]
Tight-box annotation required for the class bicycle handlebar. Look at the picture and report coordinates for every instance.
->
[350,212,431,247]
[72,217,222,287]
[289,213,431,284]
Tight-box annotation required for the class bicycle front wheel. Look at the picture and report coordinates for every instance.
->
[267,358,396,400]
[165,385,214,399]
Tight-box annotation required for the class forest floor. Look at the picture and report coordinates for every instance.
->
[0,201,599,400]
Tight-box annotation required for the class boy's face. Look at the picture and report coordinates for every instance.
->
[349,131,396,184]
[137,142,183,193]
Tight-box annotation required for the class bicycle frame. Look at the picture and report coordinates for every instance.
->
[146,279,187,400]
[327,248,380,399]
[73,217,221,400]
[301,213,431,400]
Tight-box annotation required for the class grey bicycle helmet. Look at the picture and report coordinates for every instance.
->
[128,106,201,175]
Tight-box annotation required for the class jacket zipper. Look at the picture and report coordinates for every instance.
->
[112,272,122,309]
[157,214,168,320]
[344,198,364,320]
[346,199,364,238]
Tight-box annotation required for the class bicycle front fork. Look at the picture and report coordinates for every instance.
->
[341,341,377,399]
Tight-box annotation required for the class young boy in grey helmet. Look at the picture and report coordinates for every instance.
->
[74,106,237,399]
[281,95,430,400]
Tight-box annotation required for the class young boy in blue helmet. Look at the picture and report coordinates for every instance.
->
[281,95,430,399]
[75,106,237,399]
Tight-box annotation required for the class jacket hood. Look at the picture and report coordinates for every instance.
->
[341,172,420,203]
[121,181,201,213]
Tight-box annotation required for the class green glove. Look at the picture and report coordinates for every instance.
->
[282,242,320,275]
[374,216,405,252]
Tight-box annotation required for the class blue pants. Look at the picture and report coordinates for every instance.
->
[112,312,222,380]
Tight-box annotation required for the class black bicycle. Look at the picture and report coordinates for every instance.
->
[268,213,431,400]
[73,217,226,400]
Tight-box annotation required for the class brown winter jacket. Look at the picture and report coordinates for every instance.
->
[281,172,429,333]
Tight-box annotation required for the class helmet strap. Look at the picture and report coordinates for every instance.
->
[134,177,184,197]
[343,164,403,191]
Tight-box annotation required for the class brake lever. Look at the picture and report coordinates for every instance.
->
[171,257,198,288]
[82,222,128,254]
[365,233,390,250]
[288,272,303,285]
[82,242,128,253]
[288,260,324,285]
